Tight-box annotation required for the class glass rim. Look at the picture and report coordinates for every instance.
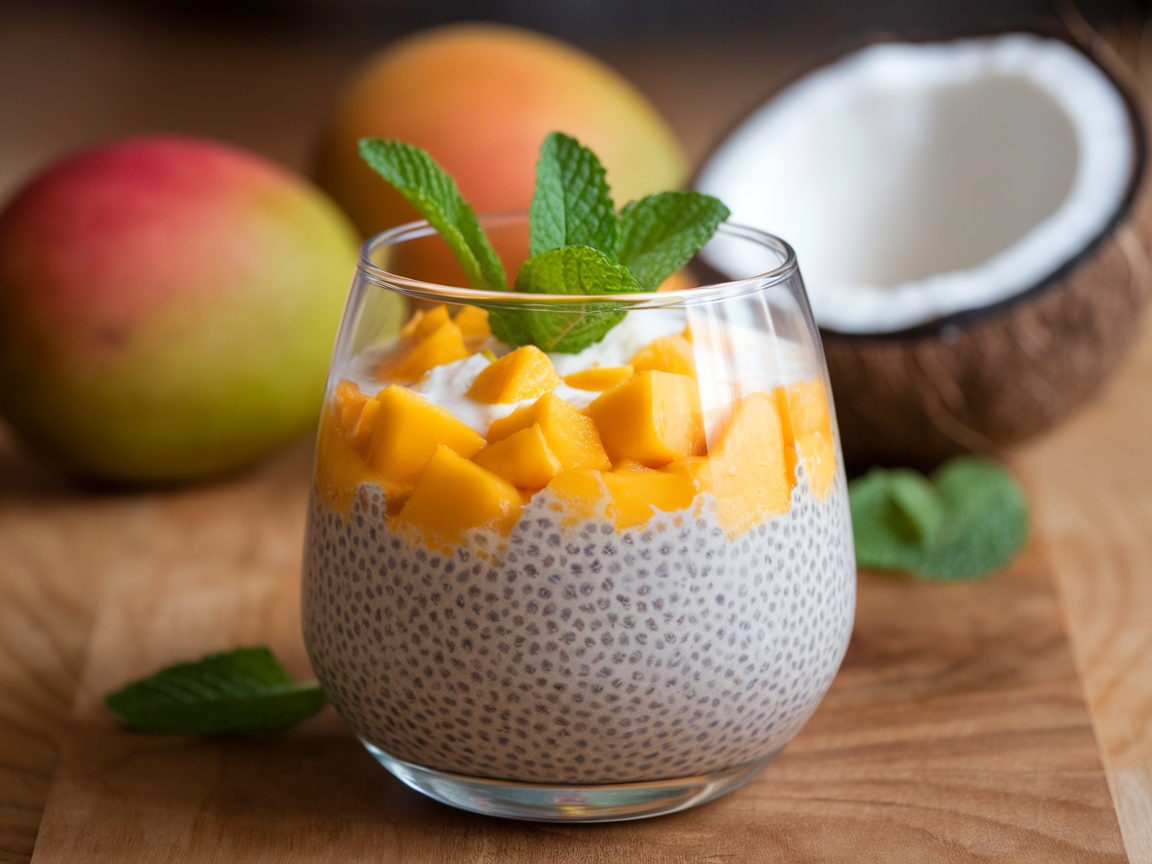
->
[355,211,799,308]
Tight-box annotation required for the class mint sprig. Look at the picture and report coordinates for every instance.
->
[358,139,507,291]
[489,246,640,352]
[529,132,619,259]
[849,456,1029,581]
[360,131,729,353]
[619,192,731,290]
[104,647,326,735]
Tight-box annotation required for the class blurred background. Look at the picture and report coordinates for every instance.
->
[1,0,1147,205]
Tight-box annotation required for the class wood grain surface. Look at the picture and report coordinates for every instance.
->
[24,448,1126,862]
[0,6,1150,863]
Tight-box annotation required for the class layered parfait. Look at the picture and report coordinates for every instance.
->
[302,297,856,785]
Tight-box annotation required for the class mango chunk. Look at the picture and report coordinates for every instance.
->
[365,385,486,493]
[473,423,562,490]
[562,365,634,392]
[396,445,523,550]
[401,304,452,339]
[315,399,406,514]
[602,466,698,529]
[708,391,792,537]
[543,465,697,530]
[775,379,836,498]
[454,305,491,344]
[543,468,611,526]
[376,319,468,383]
[333,380,375,442]
[630,334,696,377]
[656,269,697,292]
[586,370,705,468]
[487,393,610,472]
[466,344,561,404]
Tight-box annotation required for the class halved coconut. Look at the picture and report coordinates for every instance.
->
[696,31,1152,469]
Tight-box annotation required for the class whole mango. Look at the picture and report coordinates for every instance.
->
[0,135,360,483]
[313,23,687,245]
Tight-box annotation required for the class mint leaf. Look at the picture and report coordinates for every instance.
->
[618,192,731,290]
[104,647,326,735]
[529,132,618,260]
[849,457,1029,581]
[358,139,507,291]
[489,246,640,352]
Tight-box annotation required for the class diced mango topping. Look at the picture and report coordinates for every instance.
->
[316,385,406,513]
[487,393,611,472]
[586,370,705,468]
[708,391,792,537]
[562,364,634,392]
[473,424,562,490]
[656,269,697,292]
[376,319,469,383]
[775,379,836,499]
[466,345,562,404]
[602,466,697,529]
[630,334,696,377]
[401,304,453,339]
[396,445,523,551]
[366,385,485,494]
[543,469,611,527]
[323,304,841,540]
[543,465,697,530]
[454,305,491,345]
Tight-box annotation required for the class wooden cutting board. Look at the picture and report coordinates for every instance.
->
[24,442,1126,862]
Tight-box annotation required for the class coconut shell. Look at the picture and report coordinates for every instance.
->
[824,211,1152,470]
[787,30,1152,471]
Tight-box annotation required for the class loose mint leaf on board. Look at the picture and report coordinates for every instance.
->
[849,457,1029,581]
[529,132,619,260]
[618,192,731,290]
[850,468,944,571]
[358,139,508,291]
[104,647,327,736]
[489,245,640,353]
[915,457,1030,581]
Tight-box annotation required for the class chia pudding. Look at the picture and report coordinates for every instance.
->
[301,306,856,785]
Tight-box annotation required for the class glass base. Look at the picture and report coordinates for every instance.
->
[362,741,778,822]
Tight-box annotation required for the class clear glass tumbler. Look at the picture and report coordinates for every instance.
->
[301,213,856,822]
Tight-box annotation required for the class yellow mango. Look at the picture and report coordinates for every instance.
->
[708,391,792,537]
[473,423,562,490]
[487,393,610,472]
[656,269,697,292]
[454,305,491,344]
[376,319,469,383]
[334,379,368,431]
[543,468,610,526]
[664,455,713,495]
[602,466,697,529]
[775,378,836,498]
[396,445,523,549]
[586,370,705,467]
[466,344,561,404]
[366,385,485,491]
[562,364,634,392]
[400,304,452,339]
[348,397,381,453]
[630,334,695,377]
[315,400,408,514]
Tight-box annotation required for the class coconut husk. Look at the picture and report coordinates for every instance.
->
[815,30,1152,470]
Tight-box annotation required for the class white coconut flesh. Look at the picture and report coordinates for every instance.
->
[696,33,1137,334]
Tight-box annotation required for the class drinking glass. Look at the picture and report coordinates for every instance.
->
[301,213,856,822]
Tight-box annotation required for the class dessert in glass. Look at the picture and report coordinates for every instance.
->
[301,213,856,821]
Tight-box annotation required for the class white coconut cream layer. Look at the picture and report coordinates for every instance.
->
[696,33,1135,333]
